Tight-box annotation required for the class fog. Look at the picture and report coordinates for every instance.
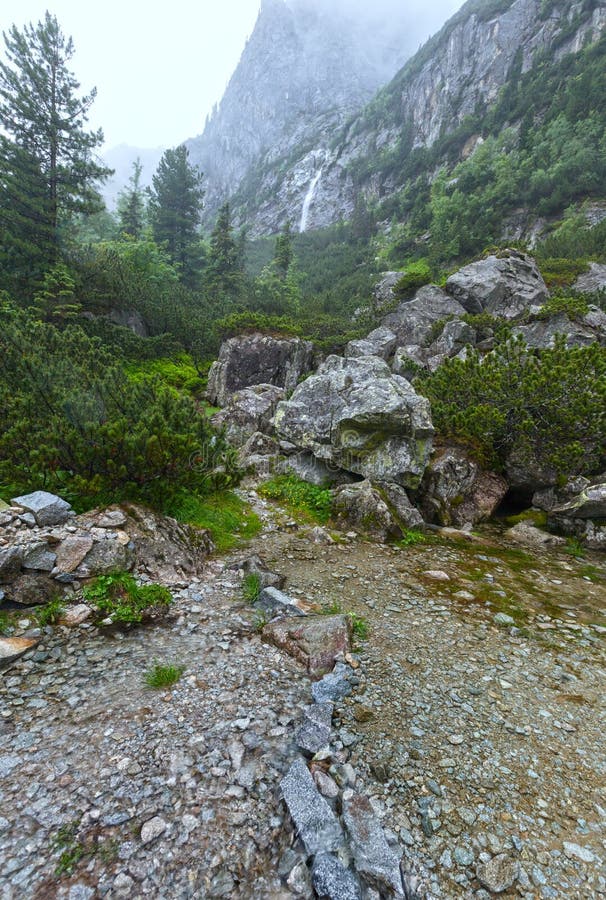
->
[1,0,462,150]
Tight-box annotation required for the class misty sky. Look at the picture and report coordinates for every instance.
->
[1,0,462,150]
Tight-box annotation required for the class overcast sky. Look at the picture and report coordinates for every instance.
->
[1,0,462,150]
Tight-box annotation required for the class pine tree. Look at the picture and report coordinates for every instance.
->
[0,12,111,286]
[274,220,293,279]
[206,202,243,297]
[148,145,205,286]
[117,159,146,239]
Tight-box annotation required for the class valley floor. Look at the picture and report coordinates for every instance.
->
[1,492,605,899]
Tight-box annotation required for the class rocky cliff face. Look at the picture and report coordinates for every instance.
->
[199,0,606,234]
[186,0,442,231]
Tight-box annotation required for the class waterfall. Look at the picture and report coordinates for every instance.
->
[299,168,323,233]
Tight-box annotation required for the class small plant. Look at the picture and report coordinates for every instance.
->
[565,537,586,559]
[35,596,65,627]
[258,474,333,524]
[0,610,13,635]
[320,600,343,615]
[253,611,269,632]
[242,573,262,604]
[397,529,427,548]
[52,821,85,877]
[144,662,185,688]
[347,612,369,640]
[82,572,173,625]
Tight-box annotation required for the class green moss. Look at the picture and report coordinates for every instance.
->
[503,509,548,528]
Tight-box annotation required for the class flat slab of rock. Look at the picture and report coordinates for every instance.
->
[0,636,40,665]
[506,521,566,548]
[263,615,350,676]
[342,793,404,895]
[295,702,334,755]
[22,544,57,572]
[281,758,345,857]
[11,491,73,526]
[311,663,354,703]
[255,586,307,619]
[55,535,94,573]
[60,604,93,627]
[0,547,24,583]
[312,853,362,900]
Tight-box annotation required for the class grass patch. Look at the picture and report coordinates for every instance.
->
[0,610,14,635]
[82,572,173,626]
[565,537,586,559]
[35,597,65,627]
[165,490,262,553]
[258,475,332,524]
[125,353,206,398]
[395,529,427,548]
[242,573,262,604]
[144,662,185,688]
[503,508,548,529]
[348,612,369,640]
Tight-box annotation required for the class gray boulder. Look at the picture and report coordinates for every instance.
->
[273,355,434,488]
[295,703,334,756]
[333,480,423,541]
[550,481,606,519]
[342,793,404,896]
[207,333,314,406]
[11,491,73,527]
[254,586,307,619]
[418,446,508,527]
[373,272,402,311]
[281,758,345,857]
[573,262,606,294]
[345,327,397,360]
[0,548,24,584]
[312,854,362,900]
[446,250,548,319]
[383,286,467,347]
[392,344,427,378]
[513,311,604,349]
[212,384,285,446]
[231,554,286,590]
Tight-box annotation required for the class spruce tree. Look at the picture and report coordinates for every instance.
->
[206,202,242,297]
[274,220,293,279]
[117,159,146,239]
[148,145,205,286]
[0,12,111,289]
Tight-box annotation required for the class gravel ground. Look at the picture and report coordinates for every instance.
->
[1,491,605,899]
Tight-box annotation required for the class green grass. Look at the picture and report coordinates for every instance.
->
[258,475,333,524]
[35,597,65,627]
[348,612,369,640]
[82,572,173,625]
[0,610,14,635]
[565,537,586,559]
[144,662,185,688]
[165,490,262,552]
[242,573,262,604]
[125,353,206,398]
[396,529,427,548]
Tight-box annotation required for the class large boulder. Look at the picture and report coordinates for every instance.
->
[550,480,606,519]
[418,446,508,527]
[263,615,351,677]
[211,384,285,447]
[573,262,606,295]
[446,250,548,319]
[11,491,73,526]
[273,355,434,488]
[333,480,423,541]
[383,286,467,347]
[207,333,314,407]
[514,309,606,349]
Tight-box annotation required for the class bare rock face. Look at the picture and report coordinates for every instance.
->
[445,251,548,319]
[273,355,434,489]
[573,262,606,294]
[418,446,508,527]
[207,333,314,407]
[345,327,397,361]
[514,308,606,349]
[383,286,467,348]
[211,384,285,447]
[262,615,351,677]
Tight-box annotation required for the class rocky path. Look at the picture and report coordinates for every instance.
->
[1,491,605,899]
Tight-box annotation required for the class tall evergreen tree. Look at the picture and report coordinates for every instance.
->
[117,158,146,239]
[206,202,242,297]
[148,145,205,286]
[274,220,293,279]
[0,12,111,288]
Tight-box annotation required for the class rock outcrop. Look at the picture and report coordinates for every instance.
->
[211,384,285,446]
[273,355,434,489]
[445,251,548,319]
[573,262,606,294]
[207,333,313,407]
[418,446,508,528]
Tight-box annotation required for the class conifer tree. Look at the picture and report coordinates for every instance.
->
[274,220,293,279]
[206,202,243,297]
[117,159,146,239]
[0,12,111,288]
[148,145,205,286]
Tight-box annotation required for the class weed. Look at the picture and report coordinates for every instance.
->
[396,530,427,548]
[242,573,262,604]
[320,600,343,615]
[0,610,13,635]
[82,572,172,625]
[258,475,332,524]
[253,611,269,632]
[35,597,65,627]
[565,537,586,559]
[347,612,369,640]
[144,662,185,688]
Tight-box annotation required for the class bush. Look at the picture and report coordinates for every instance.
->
[82,572,173,625]
[419,336,606,476]
[258,474,333,524]
[144,662,185,688]
[393,259,433,300]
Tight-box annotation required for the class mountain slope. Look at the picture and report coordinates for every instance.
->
[186,0,448,232]
[228,0,606,239]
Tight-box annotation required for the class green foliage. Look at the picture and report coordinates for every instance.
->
[533,293,590,321]
[420,336,606,477]
[0,611,14,635]
[393,260,433,300]
[33,262,81,323]
[348,612,369,640]
[565,537,586,559]
[0,305,223,501]
[206,202,245,299]
[148,145,205,287]
[125,355,207,399]
[536,255,591,290]
[82,572,173,625]
[242,573,262,604]
[396,530,427,548]
[258,475,333,524]
[460,312,512,343]
[35,597,65,627]
[144,662,185,688]
[163,490,261,552]
[117,159,146,239]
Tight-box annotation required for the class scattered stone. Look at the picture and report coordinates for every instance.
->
[232,554,286,590]
[255,586,307,619]
[493,613,516,627]
[140,816,167,845]
[281,758,345,856]
[54,535,94,573]
[476,854,520,893]
[563,842,596,863]
[263,615,351,676]
[311,664,354,704]
[59,604,92,627]
[295,703,334,755]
